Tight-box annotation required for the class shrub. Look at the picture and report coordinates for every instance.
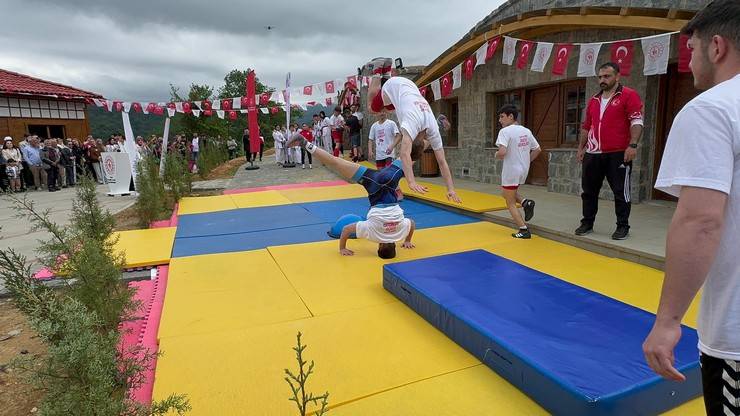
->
[163,152,192,202]
[196,139,229,178]
[135,156,168,227]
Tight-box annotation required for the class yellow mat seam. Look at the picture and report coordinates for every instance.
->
[267,246,315,318]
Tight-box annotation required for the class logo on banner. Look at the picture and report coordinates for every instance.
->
[647,42,665,63]
[584,48,596,65]
[103,154,116,183]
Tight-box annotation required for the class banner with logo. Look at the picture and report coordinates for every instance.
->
[102,152,133,196]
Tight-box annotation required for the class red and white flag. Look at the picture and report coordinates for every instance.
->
[430,79,441,101]
[452,64,462,89]
[419,86,428,97]
[463,54,476,80]
[202,99,212,110]
[153,106,164,116]
[182,102,192,114]
[271,107,279,114]
[228,110,237,120]
[325,81,335,94]
[516,40,535,70]
[303,85,313,96]
[678,34,692,73]
[221,99,232,111]
[642,33,670,76]
[577,43,602,77]
[232,97,242,110]
[610,41,634,76]
[145,103,156,114]
[259,93,270,106]
[346,76,358,89]
[502,36,518,65]
[130,102,142,113]
[485,36,501,63]
[440,72,453,97]
[113,101,124,112]
[203,109,212,117]
[551,44,573,76]
[530,42,553,72]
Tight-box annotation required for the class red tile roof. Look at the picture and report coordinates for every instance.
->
[0,68,103,99]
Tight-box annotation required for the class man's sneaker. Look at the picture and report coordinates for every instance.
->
[285,133,308,148]
[522,199,536,222]
[612,226,630,240]
[512,228,531,239]
[362,57,393,77]
[302,164,305,169]
[575,223,593,236]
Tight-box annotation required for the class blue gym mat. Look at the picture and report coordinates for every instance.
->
[383,250,701,416]
[172,200,479,257]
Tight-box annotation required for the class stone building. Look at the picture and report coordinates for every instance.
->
[0,68,102,143]
[362,0,708,203]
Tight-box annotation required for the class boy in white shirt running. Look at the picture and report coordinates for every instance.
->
[363,57,461,203]
[286,132,426,259]
[495,104,541,239]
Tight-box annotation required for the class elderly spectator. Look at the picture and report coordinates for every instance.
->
[58,139,74,187]
[2,137,23,189]
[41,139,61,192]
[70,138,85,182]
[226,137,237,159]
[642,1,740,414]
[84,137,103,183]
[21,136,47,190]
[576,62,644,240]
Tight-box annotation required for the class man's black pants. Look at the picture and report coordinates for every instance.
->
[701,353,740,415]
[581,151,632,228]
[46,167,58,190]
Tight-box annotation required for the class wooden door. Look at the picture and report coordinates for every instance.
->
[653,65,699,201]
[525,85,560,185]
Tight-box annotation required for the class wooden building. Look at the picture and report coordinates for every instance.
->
[0,68,102,143]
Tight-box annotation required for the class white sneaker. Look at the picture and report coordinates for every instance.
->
[302,164,305,169]
[309,165,312,169]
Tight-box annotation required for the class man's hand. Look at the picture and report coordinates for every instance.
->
[385,148,393,155]
[340,248,354,256]
[447,190,461,203]
[642,322,687,382]
[408,182,428,194]
[577,148,585,163]
[402,241,415,249]
[368,151,374,160]
[624,147,637,163]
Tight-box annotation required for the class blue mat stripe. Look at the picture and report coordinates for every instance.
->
[383,250,701,416]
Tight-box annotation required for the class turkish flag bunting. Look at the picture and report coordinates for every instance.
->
[440,72,453,98]
[486,36,501,62]
[203,109,212,117]
[202,100,212,110]
[221,99,232,111]
[346,76,358,89]
[228,110,237,120]
[325,81,335,94]
[516,41,535,70]
[153,106,164,116]
[271,107,279,114]
[113,101,123,112]
[167,102,176,109]
[131,102,142,113]
[610,41,634,76]
[678,34,692,73]
[84,97,93,105]
[463,54,476,80]
[303,86,313,96]
[145,103,156,113]
[419,86,428,98]
[241,96,250,108]
[259,93,270,106]
[182,102,192,113]
[551,44,574,76]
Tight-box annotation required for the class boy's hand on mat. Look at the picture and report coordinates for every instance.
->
[402,241,415,249]
[642,323,687,382]
[447,190,461,203]
[408,182,428,194]
[340,248,354,256]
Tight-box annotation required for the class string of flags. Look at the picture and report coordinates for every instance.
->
[418,31,692,101]
[88,73,373,119]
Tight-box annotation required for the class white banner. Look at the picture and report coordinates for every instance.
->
[502,36,518,65]
[577,43,603,77]
[531,42,554,72]
[121,112,139,188]
[430,79,441,101]
[474,42,487,69]
[642,34,671,76]
[452,63,462,90]
[285,72,292,129]
[102,152,133,196]
[158,117,170,177]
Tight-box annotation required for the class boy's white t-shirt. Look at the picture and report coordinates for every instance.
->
[355,204,411,243]
[381,77,443,151]
[369,119,399,160]
[655,74,740,361]
[495,124,540,186]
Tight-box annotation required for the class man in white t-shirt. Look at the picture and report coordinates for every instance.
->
[368,110,400,169]
[495,104,541,239]
[286,132,421,259]
[642,2,740,414]
[363,58,461,203]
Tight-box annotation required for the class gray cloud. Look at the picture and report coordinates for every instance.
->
[3,0,503,101]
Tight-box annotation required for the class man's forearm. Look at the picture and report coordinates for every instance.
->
[578,129,588,150]
[630,125,643,145]
[436,154,455,191]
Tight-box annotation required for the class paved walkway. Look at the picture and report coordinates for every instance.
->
[0,185,136,293]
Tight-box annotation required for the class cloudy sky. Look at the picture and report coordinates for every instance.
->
[2,0,504,101]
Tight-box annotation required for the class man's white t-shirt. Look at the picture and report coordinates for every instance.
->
[495,124,540,187]
[329,114,344,130]
[369,119,399,160]
[355,205,411,243]
[192,137,200,152]
[381,77,443,151]
[655,74,740,361]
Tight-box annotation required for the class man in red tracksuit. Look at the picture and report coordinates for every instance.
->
[576,62,644,240]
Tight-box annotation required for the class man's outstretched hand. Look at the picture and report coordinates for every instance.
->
[340,248,354,256]
[402,241,415,249]
[447,190,462,203]
[408,182,428,194]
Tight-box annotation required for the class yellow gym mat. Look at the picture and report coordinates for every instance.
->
[158,250,311,339]
[228,190,293,209]
[112,227,175,268]
[152,302,480,415]
[277,184,368,203]
[177,195,239,215]
[267,222,515,316]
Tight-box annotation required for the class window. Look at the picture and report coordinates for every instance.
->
[0,98,85,120]
[440,98,459,147]
[487,90,523,148]
[28,124,67,140]
[562,81,587,145]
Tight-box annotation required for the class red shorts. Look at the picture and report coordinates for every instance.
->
[375,158,393,169]
[502,185,519,190]
[333,147,340,157]
[331,130,343,143]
